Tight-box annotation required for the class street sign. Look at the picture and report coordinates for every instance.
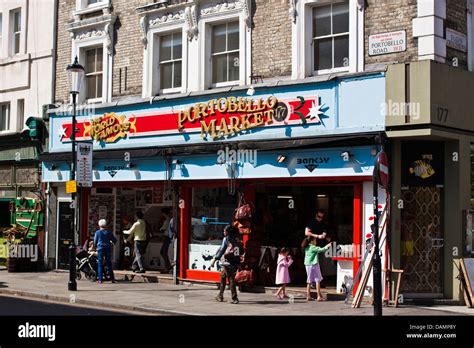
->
[66,180,77,193]
[76,142,93,187]
[375,150,389,189]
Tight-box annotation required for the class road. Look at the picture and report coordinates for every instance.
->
[0,294,133,315]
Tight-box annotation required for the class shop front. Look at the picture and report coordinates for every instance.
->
[42,70,387,287]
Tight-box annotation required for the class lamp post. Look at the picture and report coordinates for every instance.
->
[66,56,84,291]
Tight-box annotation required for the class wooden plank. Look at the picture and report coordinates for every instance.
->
[352,213,388,308]
[460,259,474,307]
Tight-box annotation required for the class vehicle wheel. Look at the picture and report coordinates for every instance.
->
[75,272,82,281]
[88,271,97,282]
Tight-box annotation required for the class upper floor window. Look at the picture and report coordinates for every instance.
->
[85,47,103,101]
[0,14,3,54]
[0,103,10,132]
[11,9,21,55]
[75,0,109,13]
[312,1,349,72]
[211,21,239,85]
[159,32,182,91]
[88,0,99,5]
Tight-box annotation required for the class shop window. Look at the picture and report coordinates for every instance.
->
[85,47,103,101]
[10,8,21,55]
[0,103,10,132]
[211,21,239,85]
[189,188,237,271]
[0,14,3,55]
[159,32,182,92]
[16,99,24,132]
[312,1,349,72]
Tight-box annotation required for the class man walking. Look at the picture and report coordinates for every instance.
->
[124,211,147,273]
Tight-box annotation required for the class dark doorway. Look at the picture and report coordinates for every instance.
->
[58,201,74,269]
[0,201,11,227]
[252,185,354,287]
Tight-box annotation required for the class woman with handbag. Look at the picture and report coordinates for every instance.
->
[210,225,243,304]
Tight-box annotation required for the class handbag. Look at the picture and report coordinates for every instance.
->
[235,269,254,286]
[233,193,255,221]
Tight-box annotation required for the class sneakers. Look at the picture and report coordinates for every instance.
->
[97,280,102,284]
[215,296,224,302]
[231,299,239,304]
[135,269,146,274]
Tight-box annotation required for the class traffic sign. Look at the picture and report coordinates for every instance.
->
[76,142,93,187]
[375,150,389,188]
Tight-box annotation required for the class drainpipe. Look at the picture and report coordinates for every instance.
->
[44,182,50,269]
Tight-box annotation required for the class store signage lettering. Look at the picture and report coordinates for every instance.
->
[446,28,467,52]
[297,157,329,173]
[178,96,279,140]
[84,113,137,143]
[297,157,329,164]
[59,95,325,144]
[104,165,125,178]
[369,30,406,56]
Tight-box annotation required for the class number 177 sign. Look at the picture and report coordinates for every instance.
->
[76,142,93,187]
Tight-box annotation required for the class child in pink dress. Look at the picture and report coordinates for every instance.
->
[275,248,293,299]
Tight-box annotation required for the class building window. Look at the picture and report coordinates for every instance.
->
[312,1,349,72]
[0,103,10,132]
[17,99,24,132]
[88,0,99,5]
[0,14,3,54]
[11,9,21,55]
[85,47,103,100]
[159,32,182,91]
[211,21,239,84]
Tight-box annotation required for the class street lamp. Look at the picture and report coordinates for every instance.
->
[66,56,84,291]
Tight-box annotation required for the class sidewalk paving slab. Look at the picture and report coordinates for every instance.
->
[0,271,472,316]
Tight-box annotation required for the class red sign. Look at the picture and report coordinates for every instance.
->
[60,96,325,143]
[376,151,389,188]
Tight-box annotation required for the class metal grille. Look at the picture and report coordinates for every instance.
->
[0,167,12,186]
[400,187,443,294]
[15,167,38,186]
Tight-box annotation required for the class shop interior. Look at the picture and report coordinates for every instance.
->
[249,185,354,288]
[86,186,174,272]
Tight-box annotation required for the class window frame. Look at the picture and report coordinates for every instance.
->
[210,21,240,87]
[158,31,183,94]
[0,102,11,133]
[291,0,363,79]
[311,2,350,75]
[200,11,250,90]
[72,32,111,104]
[75,0,110,13]
[144,22,187,98]
[16,99,24,132]
[0,13,3,56]
[468,0,474,72]
[84,46,104,102]
[10,8,21,56]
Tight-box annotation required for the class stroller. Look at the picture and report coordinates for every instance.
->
[75,241,111,282]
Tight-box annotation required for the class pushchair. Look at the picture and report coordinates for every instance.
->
[75,243,111,282]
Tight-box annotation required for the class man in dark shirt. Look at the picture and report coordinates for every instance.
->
[305,209,328,242]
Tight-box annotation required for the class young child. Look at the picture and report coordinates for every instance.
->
[302,236,331,301]
[275,247,293,299]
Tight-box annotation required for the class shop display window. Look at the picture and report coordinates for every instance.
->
[189,187,237,271]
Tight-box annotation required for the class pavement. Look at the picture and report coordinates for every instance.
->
[0,269,472,316]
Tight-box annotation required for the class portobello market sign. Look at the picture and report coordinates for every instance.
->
[59,95,326,143]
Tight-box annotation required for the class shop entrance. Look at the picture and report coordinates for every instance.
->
[252,185,354,287]
[400,187,444,296]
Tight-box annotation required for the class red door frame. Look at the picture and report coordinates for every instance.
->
[80,178,366,283]
[180,178,367,283]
